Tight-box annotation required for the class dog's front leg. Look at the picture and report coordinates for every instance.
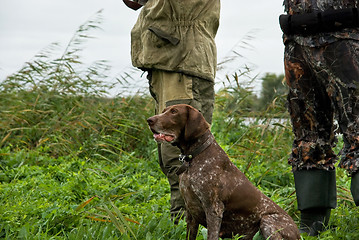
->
[205,201,224,240]
[186,211,199,240]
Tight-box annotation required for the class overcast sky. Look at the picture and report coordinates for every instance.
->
[0,0,285,92]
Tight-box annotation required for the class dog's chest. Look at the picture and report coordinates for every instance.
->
[179,165,215,225]
[178,156,227,213]
[179,155,222,191]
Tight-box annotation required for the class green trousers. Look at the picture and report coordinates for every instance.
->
[148,69,214,219]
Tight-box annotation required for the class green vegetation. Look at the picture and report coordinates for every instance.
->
[1,12,358,240]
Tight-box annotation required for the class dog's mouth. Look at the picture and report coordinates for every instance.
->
[151,129,176,143]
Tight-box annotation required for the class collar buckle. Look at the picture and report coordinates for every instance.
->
[179,154,192,163]
[179,154,186,163]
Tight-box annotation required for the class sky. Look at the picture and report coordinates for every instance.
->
[0,0,285,93]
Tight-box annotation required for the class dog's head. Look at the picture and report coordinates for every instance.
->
[147,104,209,145]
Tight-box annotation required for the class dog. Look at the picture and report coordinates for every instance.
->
[147,104,300,240]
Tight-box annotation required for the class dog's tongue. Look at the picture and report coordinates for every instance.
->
[153,133,174,142]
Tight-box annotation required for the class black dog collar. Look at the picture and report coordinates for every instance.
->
[176,131,214,175]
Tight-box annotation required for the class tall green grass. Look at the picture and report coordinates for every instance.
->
[1,11,358,240]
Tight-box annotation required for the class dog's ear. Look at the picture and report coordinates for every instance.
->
[184,105,209,141]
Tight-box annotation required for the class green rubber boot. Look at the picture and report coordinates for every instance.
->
[293,169,337,236]
[351,171,359,206]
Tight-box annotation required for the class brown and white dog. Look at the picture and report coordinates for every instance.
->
[147,104,300,240]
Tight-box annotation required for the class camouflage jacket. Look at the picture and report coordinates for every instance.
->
[283,0,359,46]
[131,0,220,81]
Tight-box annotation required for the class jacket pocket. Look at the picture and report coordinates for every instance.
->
[148,26,180,46]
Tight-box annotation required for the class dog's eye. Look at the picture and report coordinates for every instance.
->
[170,108,178,114]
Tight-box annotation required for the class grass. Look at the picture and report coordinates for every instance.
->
[1,90,358,239]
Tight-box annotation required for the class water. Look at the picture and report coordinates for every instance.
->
[241,117,290,128]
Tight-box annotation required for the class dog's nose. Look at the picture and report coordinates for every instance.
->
[147,117,156,126]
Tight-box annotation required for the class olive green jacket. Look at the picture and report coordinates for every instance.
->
[131,0,220,81]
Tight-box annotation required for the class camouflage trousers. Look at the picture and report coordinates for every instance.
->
[148,69,214,219]
[284,39,359,175]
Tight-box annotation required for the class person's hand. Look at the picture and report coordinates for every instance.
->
[123,0,143,10]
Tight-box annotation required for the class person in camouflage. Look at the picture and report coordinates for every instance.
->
[126,0,220,222]
[281,0,359,236]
